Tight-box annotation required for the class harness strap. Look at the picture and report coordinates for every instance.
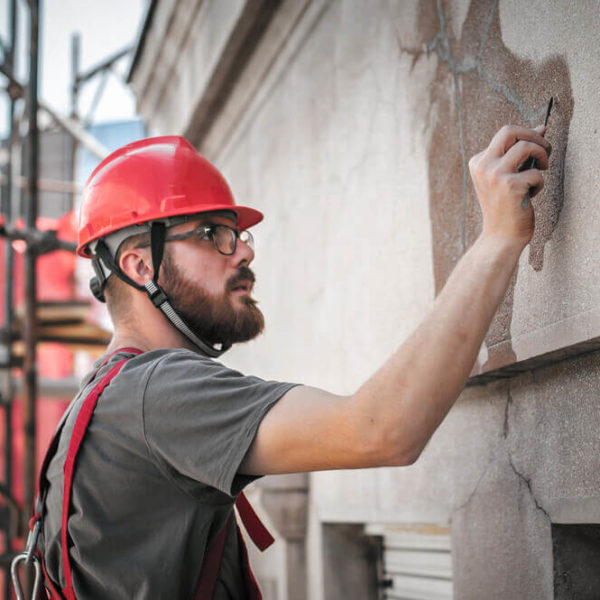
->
[194,518,231,600]
[40,550,63,599]
[61,357,133,600]
[193,493,274,600]
[236,523,262,600]
[235,492,275,552]
[29,347,272,600]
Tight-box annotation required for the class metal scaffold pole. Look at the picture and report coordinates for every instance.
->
[1,1,20,595]
[0,2,127,588]
[23,0,40,532]
[4,0,17,512]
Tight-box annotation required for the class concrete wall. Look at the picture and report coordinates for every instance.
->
[130,0,600,597]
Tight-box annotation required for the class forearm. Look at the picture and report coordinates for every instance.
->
[241,125,550,477]
[353,233,524,465]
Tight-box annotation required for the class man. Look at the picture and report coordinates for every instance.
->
[38,127,550,599]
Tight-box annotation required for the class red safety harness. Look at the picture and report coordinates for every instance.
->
[11,348,274,600]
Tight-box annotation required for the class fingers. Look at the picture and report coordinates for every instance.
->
[487,125,551,158]
[511,168,545,198]
[467,124,552,247]
[502,140,550,172]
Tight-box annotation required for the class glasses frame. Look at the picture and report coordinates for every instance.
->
[155,223,254,256]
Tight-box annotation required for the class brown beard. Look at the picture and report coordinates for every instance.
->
[158,251,265,348]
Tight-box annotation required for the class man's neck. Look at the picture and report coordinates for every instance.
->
[106,329,200,356]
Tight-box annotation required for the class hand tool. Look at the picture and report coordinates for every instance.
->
[521,97,553,209]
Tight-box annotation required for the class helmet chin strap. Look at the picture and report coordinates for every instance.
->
[143,279,230,358]
[90,222,231,358]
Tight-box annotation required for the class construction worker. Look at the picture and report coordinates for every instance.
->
[31,125,549,599]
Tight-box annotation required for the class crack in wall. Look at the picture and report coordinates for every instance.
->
[451,453,551,524]
[503,386,513,439]
[501,382,548,518]
[508,454,551,520]
[452,382,549,525]
[451,463,489,518]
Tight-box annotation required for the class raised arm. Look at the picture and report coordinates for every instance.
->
[240,125,551,476]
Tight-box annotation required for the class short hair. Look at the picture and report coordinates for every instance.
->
[103,231,151,323]
[103,210,236,321]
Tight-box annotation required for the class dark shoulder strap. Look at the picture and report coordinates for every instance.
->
[193,493,274,599]
[193,517,232,600]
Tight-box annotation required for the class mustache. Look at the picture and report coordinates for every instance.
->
[226,266,256,291]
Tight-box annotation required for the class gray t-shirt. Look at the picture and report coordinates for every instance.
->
[41,348,296,599]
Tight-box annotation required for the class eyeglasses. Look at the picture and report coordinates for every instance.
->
[161,223,254,256]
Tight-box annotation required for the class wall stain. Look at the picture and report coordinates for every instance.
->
[398,0,574,372]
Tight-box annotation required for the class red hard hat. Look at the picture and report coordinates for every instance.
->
[77,136,263,257]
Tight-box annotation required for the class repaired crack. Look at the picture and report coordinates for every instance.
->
[508,454,550,520]
[427,0,471,250]
[423,0,550,253]
[476,0,498,63]
[427,0,548,123]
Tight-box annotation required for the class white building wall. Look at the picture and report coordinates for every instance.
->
[129,1,600,597]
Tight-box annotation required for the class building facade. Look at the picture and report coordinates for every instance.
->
[128,1,600,598]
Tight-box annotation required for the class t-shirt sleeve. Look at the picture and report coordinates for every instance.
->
[142,350,297,497]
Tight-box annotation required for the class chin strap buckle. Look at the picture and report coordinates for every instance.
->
[144,281,167,307]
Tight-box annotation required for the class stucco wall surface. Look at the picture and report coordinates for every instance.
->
[213,0,600,367]
[210,1,600,596]
[130,0,600,596]
[222,0,435,401]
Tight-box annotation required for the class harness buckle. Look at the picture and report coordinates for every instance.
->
[10,551,42,600]
[10,517,43,600]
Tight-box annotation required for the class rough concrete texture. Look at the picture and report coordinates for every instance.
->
[414,0,574,373]
[311,350,600,596]
[215,1,600,596]
[224,0,436,394]
[216,0,600,371]
[451,457,554,599]
[131,0,600,597]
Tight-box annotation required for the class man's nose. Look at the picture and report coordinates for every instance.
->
[233,235,255,265]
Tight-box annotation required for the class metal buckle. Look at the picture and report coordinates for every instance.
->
[10,519,43,600]
[10,553,42,600]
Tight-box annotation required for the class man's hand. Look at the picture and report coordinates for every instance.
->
[469,125,551,248]
[240,124,553,477]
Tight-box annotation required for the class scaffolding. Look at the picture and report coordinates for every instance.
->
[0,1,133,594]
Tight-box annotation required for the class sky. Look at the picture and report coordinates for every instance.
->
[0,0,147,136]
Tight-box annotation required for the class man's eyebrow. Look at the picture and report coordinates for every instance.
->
[193,221,234,228]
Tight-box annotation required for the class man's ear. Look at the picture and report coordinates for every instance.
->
[119,247,154,286]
